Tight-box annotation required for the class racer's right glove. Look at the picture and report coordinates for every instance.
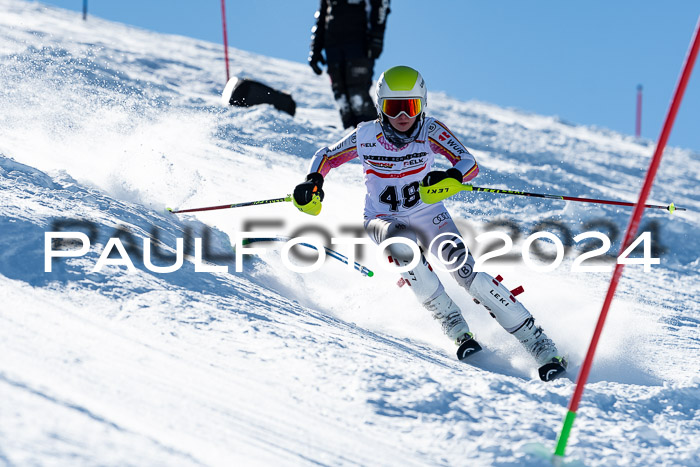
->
[293,172,324,216]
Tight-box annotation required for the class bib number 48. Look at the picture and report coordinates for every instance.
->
[379,182,421,211]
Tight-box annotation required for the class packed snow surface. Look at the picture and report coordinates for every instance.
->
[1,1,699,465]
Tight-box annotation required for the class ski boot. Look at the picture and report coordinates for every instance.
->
[512,317,567,381]
[423,290,481,360]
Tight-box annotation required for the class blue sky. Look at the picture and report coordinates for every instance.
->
[39,0,700,153]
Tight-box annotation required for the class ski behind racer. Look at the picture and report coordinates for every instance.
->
[292,65,567,381]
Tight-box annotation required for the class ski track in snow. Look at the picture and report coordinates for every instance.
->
[1,1,699,465]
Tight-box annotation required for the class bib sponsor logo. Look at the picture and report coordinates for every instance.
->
[364,151,427,162]
[445,139,467,155]
[367,161,394,169]
[404,158,425,167]
[432,212,450,224]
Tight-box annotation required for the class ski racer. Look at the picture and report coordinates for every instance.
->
[292,65,567,381]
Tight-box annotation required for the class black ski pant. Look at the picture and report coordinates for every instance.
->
[325,43,376,129]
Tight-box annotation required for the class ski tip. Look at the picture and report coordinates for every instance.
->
[165,207,174,214]
[456,337,483,361]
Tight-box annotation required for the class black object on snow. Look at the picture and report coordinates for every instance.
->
[222,77,296,117]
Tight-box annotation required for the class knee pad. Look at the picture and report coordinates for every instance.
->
[369,220,419,262]
[386,238,416,262]
[467,272,531,332]
[367,218,440,302]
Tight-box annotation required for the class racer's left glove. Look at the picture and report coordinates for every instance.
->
[421,168,463,187]
[293,172,324,216]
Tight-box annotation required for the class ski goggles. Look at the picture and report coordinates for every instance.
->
[381,98,423,118]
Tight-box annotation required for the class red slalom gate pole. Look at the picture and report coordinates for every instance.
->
[220,0,230,82]
[636,84,643,138]
[553,16,700,463]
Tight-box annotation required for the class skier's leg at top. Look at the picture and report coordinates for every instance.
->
[343,54,376,126]
[327,43,375,129]
[325,47,356,130]
[364,216,481,357]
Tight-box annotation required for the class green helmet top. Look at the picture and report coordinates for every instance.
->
[383,66,420,91]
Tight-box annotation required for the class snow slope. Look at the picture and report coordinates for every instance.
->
[1,1,699,465]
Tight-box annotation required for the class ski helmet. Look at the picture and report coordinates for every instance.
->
[376,66,427,121]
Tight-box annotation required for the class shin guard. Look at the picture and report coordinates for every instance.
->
[467,272,531,332]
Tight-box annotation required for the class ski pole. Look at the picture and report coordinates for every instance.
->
[419,178,685,213]
[242,237,374,277]
[167,195,292,214]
